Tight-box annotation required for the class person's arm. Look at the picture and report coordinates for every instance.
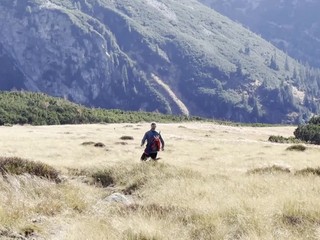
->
[141,132,147,146]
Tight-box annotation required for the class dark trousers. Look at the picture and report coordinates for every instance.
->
[140,152,158,161]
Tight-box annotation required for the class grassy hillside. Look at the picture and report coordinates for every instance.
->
[0,91,196,125]
[1,122,320,239]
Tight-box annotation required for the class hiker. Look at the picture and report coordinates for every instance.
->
[140,122,164,161]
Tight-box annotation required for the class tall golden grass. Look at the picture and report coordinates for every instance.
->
[0,122,320,239]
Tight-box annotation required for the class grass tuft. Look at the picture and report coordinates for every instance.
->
[276,201,320,236]
[0,157,60,182]
[92,169,115,187]
[90,162,202,195]
[286,144,307,151]
[94,142,105,147]
[120,136,134,140]
[247,165,291,175]
[295,167,320,176]
[124,229,161,240]
[81,141,95,146]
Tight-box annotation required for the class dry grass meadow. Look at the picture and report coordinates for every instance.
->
[1,122,320,239]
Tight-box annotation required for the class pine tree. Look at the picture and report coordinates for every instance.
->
[285,55,290,71]
[269,55,279,71]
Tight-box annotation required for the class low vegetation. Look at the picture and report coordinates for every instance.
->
[294,116,320,144]
[267,116,320,146]
[295,167,320,176]
[0,157,60,182]
[247,165,291,175]
[286,144,307,151]
[268,135,301,144]
[120,136,134,140]
[0,91,199,126]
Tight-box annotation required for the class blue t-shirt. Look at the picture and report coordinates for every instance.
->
[141,130,164,153]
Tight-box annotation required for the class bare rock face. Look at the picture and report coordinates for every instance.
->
[1,1,115,103]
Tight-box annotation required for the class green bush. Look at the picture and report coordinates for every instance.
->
[0,157,60,182]
[308,116,320,125]
[294,116,320,145]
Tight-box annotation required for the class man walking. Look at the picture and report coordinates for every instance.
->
[140,122,164,161]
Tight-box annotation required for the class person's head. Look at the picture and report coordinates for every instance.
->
[151,122,157,130]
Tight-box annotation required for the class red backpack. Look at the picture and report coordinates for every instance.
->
[151,135,161,152]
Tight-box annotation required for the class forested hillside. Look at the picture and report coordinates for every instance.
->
[201,0,320,68]
[0,91,193,125]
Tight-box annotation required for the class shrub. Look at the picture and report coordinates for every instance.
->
[286,144,307,151]
[0,157,60,182]
[268,135,300,143]
[294,116,320,145]
[308,116,320,125]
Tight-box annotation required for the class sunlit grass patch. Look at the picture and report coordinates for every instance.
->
[120,203,188,220]
[63,218,117,240]
[275,201,320,237]
[90,162,202,196]
[1,122,319,239]
[0,174,90,238]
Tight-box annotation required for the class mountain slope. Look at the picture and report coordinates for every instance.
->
[200,0,320,68]
[0,0,320,123]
